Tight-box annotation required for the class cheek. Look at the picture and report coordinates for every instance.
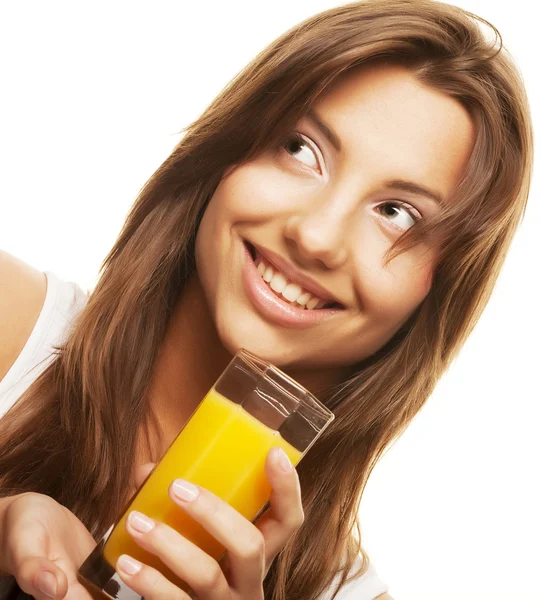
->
[218,161,301,219]
[194,199,224,305]
[355,243,434,325]
[194,217,210,297]
[421,268,434,297]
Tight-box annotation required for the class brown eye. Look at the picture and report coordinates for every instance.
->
[281,133,320,171]
[377,201,421,232]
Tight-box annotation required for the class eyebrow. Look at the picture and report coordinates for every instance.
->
[385,180,443,205]
[306,109,342,153]
[305,109,444,205]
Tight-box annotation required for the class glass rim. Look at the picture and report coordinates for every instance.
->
[234,348,335,423]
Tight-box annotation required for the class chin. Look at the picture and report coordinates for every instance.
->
[213,305,299,368]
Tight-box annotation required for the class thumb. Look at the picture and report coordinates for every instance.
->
[16,556,68,600]
[1,497,69,600]
[134,462,156,489]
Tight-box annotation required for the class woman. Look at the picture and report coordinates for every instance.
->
[0,0,533,599]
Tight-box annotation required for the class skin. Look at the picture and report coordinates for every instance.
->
[197,62,474,372]
[119,63,475,599]
[142,62,475,452]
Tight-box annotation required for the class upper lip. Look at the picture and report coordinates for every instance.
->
[247,241,343,306]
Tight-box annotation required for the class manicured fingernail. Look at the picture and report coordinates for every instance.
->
[35,571,57,599]
[117,554,142,576]
[276,447,293,472]
[172,479,200,502]
[128,511,155,533]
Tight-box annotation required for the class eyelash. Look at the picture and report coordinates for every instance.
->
[278,132,423,229]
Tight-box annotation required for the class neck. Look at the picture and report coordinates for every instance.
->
[140,274,231,460]
[139,272,349,463]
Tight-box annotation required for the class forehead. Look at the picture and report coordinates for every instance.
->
[309,63,476,200]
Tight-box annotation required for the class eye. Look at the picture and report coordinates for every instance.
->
[376,201,422,232]
[279,133,320,172]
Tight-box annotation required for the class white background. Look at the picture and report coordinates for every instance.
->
[0,2,538,599]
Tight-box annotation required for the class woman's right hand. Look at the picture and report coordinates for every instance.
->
[0,463,154,599]
[0,492,98,599]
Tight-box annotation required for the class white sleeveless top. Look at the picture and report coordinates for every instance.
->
[0,271,389,600]
[0,270,89,419]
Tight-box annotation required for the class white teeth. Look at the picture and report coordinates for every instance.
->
[296,292,311,306]
[282,282,302,303]
[269,272,287,293]
[254,254,329,310]
[306,297,320,310]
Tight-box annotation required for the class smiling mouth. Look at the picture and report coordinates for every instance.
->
[245,241,343,311]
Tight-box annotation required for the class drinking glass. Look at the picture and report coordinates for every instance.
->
[78,348,335,599]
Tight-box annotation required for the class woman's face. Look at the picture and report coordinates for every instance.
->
[195,63,475,370]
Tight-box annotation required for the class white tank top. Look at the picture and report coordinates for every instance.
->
[0,271,389,600]
[0,270,89,419]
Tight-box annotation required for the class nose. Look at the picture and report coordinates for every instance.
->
[283,200,349,270]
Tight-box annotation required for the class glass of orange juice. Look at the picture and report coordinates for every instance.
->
[78,348,334,599]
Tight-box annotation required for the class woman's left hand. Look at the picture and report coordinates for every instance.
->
[117,446,304,599]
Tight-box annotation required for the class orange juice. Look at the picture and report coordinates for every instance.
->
[102,388,302,590]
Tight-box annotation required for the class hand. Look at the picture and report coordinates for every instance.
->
[0,492,97,600]
[0,462,155,600]
[116,446,304,599]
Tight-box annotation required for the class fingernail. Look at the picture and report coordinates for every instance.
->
[172,479,200,502]
[35,571,57,599]
[276,447,293,472]
[117,554,142,576]
[128,510,155,533]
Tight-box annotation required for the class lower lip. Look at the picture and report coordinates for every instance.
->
[241,241,343,330]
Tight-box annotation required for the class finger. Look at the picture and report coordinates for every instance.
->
[134,463,156,489]
[13,557,70,600]
[253,446,305,561]
[15,559,68,600]
[116,554,189,600]
[124,512,229,599]
[166,478,265,594]
[5,515,69,600]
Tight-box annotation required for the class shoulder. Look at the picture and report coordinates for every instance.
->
[0,249,47,381]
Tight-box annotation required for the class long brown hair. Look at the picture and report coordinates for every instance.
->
[0,1,533,598]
